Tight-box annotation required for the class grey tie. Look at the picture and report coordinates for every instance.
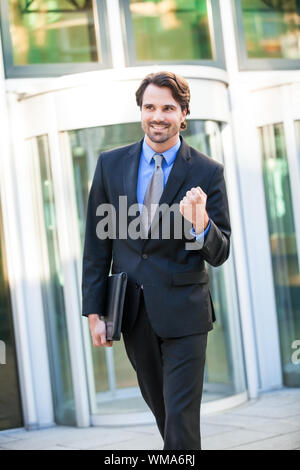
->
[141,154,164,235]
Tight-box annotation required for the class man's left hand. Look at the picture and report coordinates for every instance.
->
[179,186,209,234]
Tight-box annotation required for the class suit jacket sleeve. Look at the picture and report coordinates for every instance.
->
[82,154,112,316]
[199,164,231,267]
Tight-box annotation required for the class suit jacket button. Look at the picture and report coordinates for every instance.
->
[142,254,148,259]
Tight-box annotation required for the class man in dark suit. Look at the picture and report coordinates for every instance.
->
[82,71,231,450]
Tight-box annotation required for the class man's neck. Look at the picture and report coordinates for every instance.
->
[145,134,180,153]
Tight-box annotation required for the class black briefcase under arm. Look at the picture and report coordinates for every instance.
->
[103,272,128,341]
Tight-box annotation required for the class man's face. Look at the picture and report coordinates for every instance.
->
[141,84,187,146]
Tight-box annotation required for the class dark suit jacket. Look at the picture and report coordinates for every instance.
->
[82,136,231,338]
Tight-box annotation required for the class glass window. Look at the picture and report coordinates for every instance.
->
[66,120,245,416]
[30,135,76,424]
[123,0,225,65]
[260,123,300,387]
[240,0,300,59]
[0,203,23,430]
[8,0,99,64]
[0,0,111,76]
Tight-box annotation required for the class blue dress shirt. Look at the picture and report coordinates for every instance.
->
[137,137,210,241]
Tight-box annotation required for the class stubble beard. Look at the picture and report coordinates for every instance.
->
[143,122,180,144]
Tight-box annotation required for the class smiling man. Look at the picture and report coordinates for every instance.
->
[141,82,185,147]
[82,71,231,450]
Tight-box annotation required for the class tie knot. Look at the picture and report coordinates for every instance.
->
[153,154,164,169]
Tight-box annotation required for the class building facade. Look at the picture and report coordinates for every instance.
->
[0,0,299,431]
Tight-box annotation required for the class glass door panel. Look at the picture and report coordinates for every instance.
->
[69,123,144,415]
[67,120,246,415]
[0,203,23,430]
[260,123,300,387]
[184,121,246,399]
[30,136,76,423]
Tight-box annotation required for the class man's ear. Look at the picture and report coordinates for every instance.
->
[181,107,187,127]
[182,107,187,119]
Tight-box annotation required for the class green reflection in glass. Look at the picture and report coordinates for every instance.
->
[183,121,243,398]
[69,123,144,245]
[69,123,144,405]
[0,206,23,430]
[241,0,300,59]
[36,136,76,423]
[70,121,244,407]
[260,123,300,386]
[129,0,213,61]
[8,0,99,64]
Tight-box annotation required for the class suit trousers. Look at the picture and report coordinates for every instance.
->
[122,290,208,450]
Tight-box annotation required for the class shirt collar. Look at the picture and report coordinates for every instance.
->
[142,137,181,166]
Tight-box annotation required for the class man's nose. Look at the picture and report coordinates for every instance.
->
[153,109,165,122]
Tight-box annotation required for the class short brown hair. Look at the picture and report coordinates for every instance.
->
[135,71,190,130]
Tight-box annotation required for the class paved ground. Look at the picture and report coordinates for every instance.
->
[0,387,299,450]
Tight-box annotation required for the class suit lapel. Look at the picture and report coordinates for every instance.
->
[159,137,192,207]
[123,139,143,210]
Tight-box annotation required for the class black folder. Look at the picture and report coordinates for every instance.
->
[104,272,128,341]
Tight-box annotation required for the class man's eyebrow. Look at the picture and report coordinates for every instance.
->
[143,103,176,107]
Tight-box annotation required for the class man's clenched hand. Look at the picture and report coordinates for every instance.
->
[179,186,209,234]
